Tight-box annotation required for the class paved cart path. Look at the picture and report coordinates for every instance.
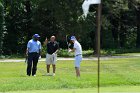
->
[0,55,140,62]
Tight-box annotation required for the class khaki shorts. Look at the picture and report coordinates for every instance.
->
[46,54,57,65]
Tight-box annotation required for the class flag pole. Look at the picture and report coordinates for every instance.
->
[97,2,102,93]
[82,0,102,93]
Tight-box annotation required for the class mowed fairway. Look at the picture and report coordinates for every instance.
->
[0,58,140,93]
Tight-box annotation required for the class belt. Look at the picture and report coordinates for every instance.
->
[29,52,38,54]
[48,53,53,55]
[75,54,82,56]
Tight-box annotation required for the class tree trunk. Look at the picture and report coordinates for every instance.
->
[119,13,126,48]
[25,0,32,41]
[111,18,120,48]
[119,26,126,48]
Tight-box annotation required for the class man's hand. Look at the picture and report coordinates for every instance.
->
[52,53,56,56]
[26,48,28,56]
[68,48,72,52]
[68,48,76,52]
[44,37,48,45]
[53,49,59,55]
[39,56,41,60]
[25,50,28,63]
[26,52,28,56]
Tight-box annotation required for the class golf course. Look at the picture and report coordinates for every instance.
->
[0,0,140,93]
[0,56,140,93]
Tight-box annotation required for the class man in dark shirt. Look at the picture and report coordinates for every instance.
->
[44,36,59,76]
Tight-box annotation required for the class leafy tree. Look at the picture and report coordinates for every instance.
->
[0,1,4,55]
[128,0,140,48]
[0,0,139,55]
[3,0,29,54]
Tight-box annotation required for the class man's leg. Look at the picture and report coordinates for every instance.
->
[27,53,33,76]
[75,56,82,77]
[47,64,50,74]
[32,53,39,76]
[52,54,56,76]
[46,54,51,75]
[52,64,56,73]
[75,67,80,77]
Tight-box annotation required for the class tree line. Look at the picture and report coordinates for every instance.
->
[0,0,140,55]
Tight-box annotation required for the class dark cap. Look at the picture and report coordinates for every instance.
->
[33,34,40,38]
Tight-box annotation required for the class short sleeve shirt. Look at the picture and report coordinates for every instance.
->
[27,39,41,53]
[47,41,59,54]
[74,41,82,56]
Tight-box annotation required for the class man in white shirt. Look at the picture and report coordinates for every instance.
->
[69,36,82,77]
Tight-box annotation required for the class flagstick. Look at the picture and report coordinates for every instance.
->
[97,3,102,93]
[82,0,102,92]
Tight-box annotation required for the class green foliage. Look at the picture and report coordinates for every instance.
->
[0,1,4,55]
[0,0,140,55]
[41,45,93,57]
[2,0,27,54]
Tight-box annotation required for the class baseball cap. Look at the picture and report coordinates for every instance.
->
[70,36,76,40]
[33,34,40,38]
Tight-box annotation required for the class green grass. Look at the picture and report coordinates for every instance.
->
[114,53,140,56]
[3,86,140,93]
[0,58,140,92]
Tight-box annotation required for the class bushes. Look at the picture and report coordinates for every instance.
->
[0,48,140,59]
[41,46,74,57]
[41,45,93,57]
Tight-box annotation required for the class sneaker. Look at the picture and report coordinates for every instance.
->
[27,75,30,77]
[46,73,51,76]
[52,73,55,76]
[32,75,36,77]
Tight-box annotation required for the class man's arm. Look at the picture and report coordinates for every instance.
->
[69,43,76,52]
[53,49,58,54]
[53,42,59,54]
[44,38,48,45]
[25,48,29,63]
[54,42,59,54]
[39,42,42,56]
[26,48,29,56]
[26,41,30,56]
[68,48,76,52]
[39,49,41,56]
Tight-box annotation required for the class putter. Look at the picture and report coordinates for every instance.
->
[65,35,71,71]
[20,55,28,77]
[53,54,55,62]
[66,35,70,50]
[20,54,46,76]
[25,55,28,63]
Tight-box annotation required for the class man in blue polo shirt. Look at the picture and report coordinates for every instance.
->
[26,34,42,76]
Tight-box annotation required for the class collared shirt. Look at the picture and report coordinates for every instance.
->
[47,41,59,54]
[27,39,41,53]
[74,41,82,56]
